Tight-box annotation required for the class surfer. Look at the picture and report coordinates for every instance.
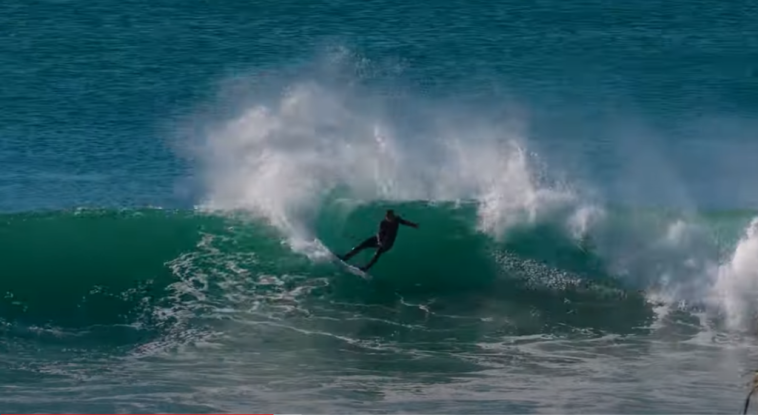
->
[339,209,419,271]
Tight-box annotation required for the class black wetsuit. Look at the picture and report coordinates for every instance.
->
[340,216,416,270]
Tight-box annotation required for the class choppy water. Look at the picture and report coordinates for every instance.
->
[2,0,758,413]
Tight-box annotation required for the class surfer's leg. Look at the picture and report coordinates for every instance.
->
[360,246,389,271]
[340,236,378,261]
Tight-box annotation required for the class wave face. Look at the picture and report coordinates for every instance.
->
[0,209,214,347]
[3,203,757,354]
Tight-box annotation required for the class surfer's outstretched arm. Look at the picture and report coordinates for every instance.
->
[398,217,419,228]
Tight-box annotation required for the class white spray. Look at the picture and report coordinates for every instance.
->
[194,76,585,256]
[709,218,758,331]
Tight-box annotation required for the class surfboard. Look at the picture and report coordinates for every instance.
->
[329,252,372,280]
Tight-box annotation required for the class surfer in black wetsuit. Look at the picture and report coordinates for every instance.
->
[339,209,419,271]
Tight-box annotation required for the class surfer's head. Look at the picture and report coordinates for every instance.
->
[385,209,395,220]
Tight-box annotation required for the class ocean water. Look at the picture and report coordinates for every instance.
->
[2,0,758,413]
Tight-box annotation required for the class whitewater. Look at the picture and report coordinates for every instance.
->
[3,0,758,413]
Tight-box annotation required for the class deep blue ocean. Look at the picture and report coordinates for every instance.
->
[2,0,758,413]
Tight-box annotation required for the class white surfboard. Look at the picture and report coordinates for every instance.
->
[330,252,372,280]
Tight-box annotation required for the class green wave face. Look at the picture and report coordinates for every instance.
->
[1,205,755,349]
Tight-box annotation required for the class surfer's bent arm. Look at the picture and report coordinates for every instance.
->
[398,217,419,228]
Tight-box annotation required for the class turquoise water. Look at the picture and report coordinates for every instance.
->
[2,0,758,413]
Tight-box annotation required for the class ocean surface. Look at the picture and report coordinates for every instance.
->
[2,0,758,413]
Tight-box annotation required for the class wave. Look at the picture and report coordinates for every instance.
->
[1,203,757,352]
[5,50,758,350]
